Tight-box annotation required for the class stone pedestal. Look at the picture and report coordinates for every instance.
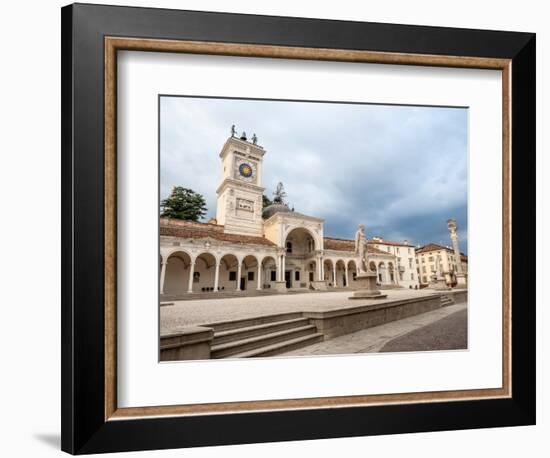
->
[273,281,288,292]
[430,275,450,291]
[349,271,387,300]
[311,280,327,291]
[455,273,467,289]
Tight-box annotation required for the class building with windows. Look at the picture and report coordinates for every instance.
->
[369,237,419,289]
[415,243,467,287]
[159,134,422,296]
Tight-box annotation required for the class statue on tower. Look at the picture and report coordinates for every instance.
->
[252,133,258,145]
[354,224,369,274]
[273,182,287,204]
[230,124,236,137]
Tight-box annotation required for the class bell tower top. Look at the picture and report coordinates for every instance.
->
[216,129,266,236]
[218,131,265,187]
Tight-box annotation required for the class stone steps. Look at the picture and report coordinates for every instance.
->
[203,312,303,332]
[440,294,455,306]
[211,324,319,359]
[230,333,324,358]
[212,317,312,345]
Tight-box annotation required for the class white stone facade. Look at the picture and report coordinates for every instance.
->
[160,135,425,296]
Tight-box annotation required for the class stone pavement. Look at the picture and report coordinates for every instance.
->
[160,289,440,331]
[380,307,467,352]
[279,302,467,356]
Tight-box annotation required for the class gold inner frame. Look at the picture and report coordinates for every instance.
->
[104,37,512,421]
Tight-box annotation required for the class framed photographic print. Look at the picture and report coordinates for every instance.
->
[61,3,536,454]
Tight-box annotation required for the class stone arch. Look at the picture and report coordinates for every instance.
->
[335,259,347,287]
[164,250,192,295]
[219,253,239,291]
[241,254,260,291]
[348,259,358,284]
[284,226,319,254]
[261,255,278,288]
[164,247,193,263]
[323,258,335,286]
[193,252,217,293]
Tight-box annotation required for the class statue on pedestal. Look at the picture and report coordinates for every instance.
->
[354,224,369,274]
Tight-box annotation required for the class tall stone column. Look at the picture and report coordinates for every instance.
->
[213,260,220,292]
[256,263,262,290]
[236,261,242,291]
[344,265,349,288]
[187,260,195,293]
[447,218,467,287]
[332,263,337,287]
[159,259,167,295]
[447,219,464,274]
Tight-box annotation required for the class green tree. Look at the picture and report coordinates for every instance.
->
[161,186,207,221]
[262,194,273,209]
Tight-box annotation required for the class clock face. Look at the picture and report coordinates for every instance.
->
[238,162,253,178]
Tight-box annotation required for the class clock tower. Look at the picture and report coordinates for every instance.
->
[216,132,265,236]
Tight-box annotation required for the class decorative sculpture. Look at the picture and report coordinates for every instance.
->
[230,124,236,137]
[273,182,287,204]
[252,133,258,145]
[354,224,369,274]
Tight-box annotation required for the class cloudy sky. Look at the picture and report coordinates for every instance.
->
[160,96,468,253]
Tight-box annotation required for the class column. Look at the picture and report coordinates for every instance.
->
[159,259,167,295]
[332,263,337,287]
[344,265,349,288]
[256,263,262,290]
[447,219,464,274]
[187,260,195,293]
[277,255,282,282]
[321,259,325,281]
[317,256,323,281]
[213,260,220,292]
[236,261,242,291]
[281,254,286,282]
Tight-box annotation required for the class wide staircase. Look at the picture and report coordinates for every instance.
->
[204,312,324,358]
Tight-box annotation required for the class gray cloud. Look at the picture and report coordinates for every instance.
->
[160,96,468,253]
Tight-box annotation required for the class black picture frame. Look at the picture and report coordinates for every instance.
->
[61,3,535,454]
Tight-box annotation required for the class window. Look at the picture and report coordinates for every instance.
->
[428,256,434,262]
[270,270,276,281]
[295,271,300,281]
[408,248,412,254]
[410,273,414,280]
[399,272,403,280]
[422,266,426,273]
[193,272,200,283]
[397,257,401,263]
[408,258,413,269]
[286,242,293,253]
[422,276,427,283]
[421,257,425,263]
[229,271,236,281]
[387,247,391,252]
[247,271,254,281]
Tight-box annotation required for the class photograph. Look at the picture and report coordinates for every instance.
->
[158,96,469,361]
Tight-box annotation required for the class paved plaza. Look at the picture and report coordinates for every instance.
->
[279,302,467,356]
[160,289,440,331]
